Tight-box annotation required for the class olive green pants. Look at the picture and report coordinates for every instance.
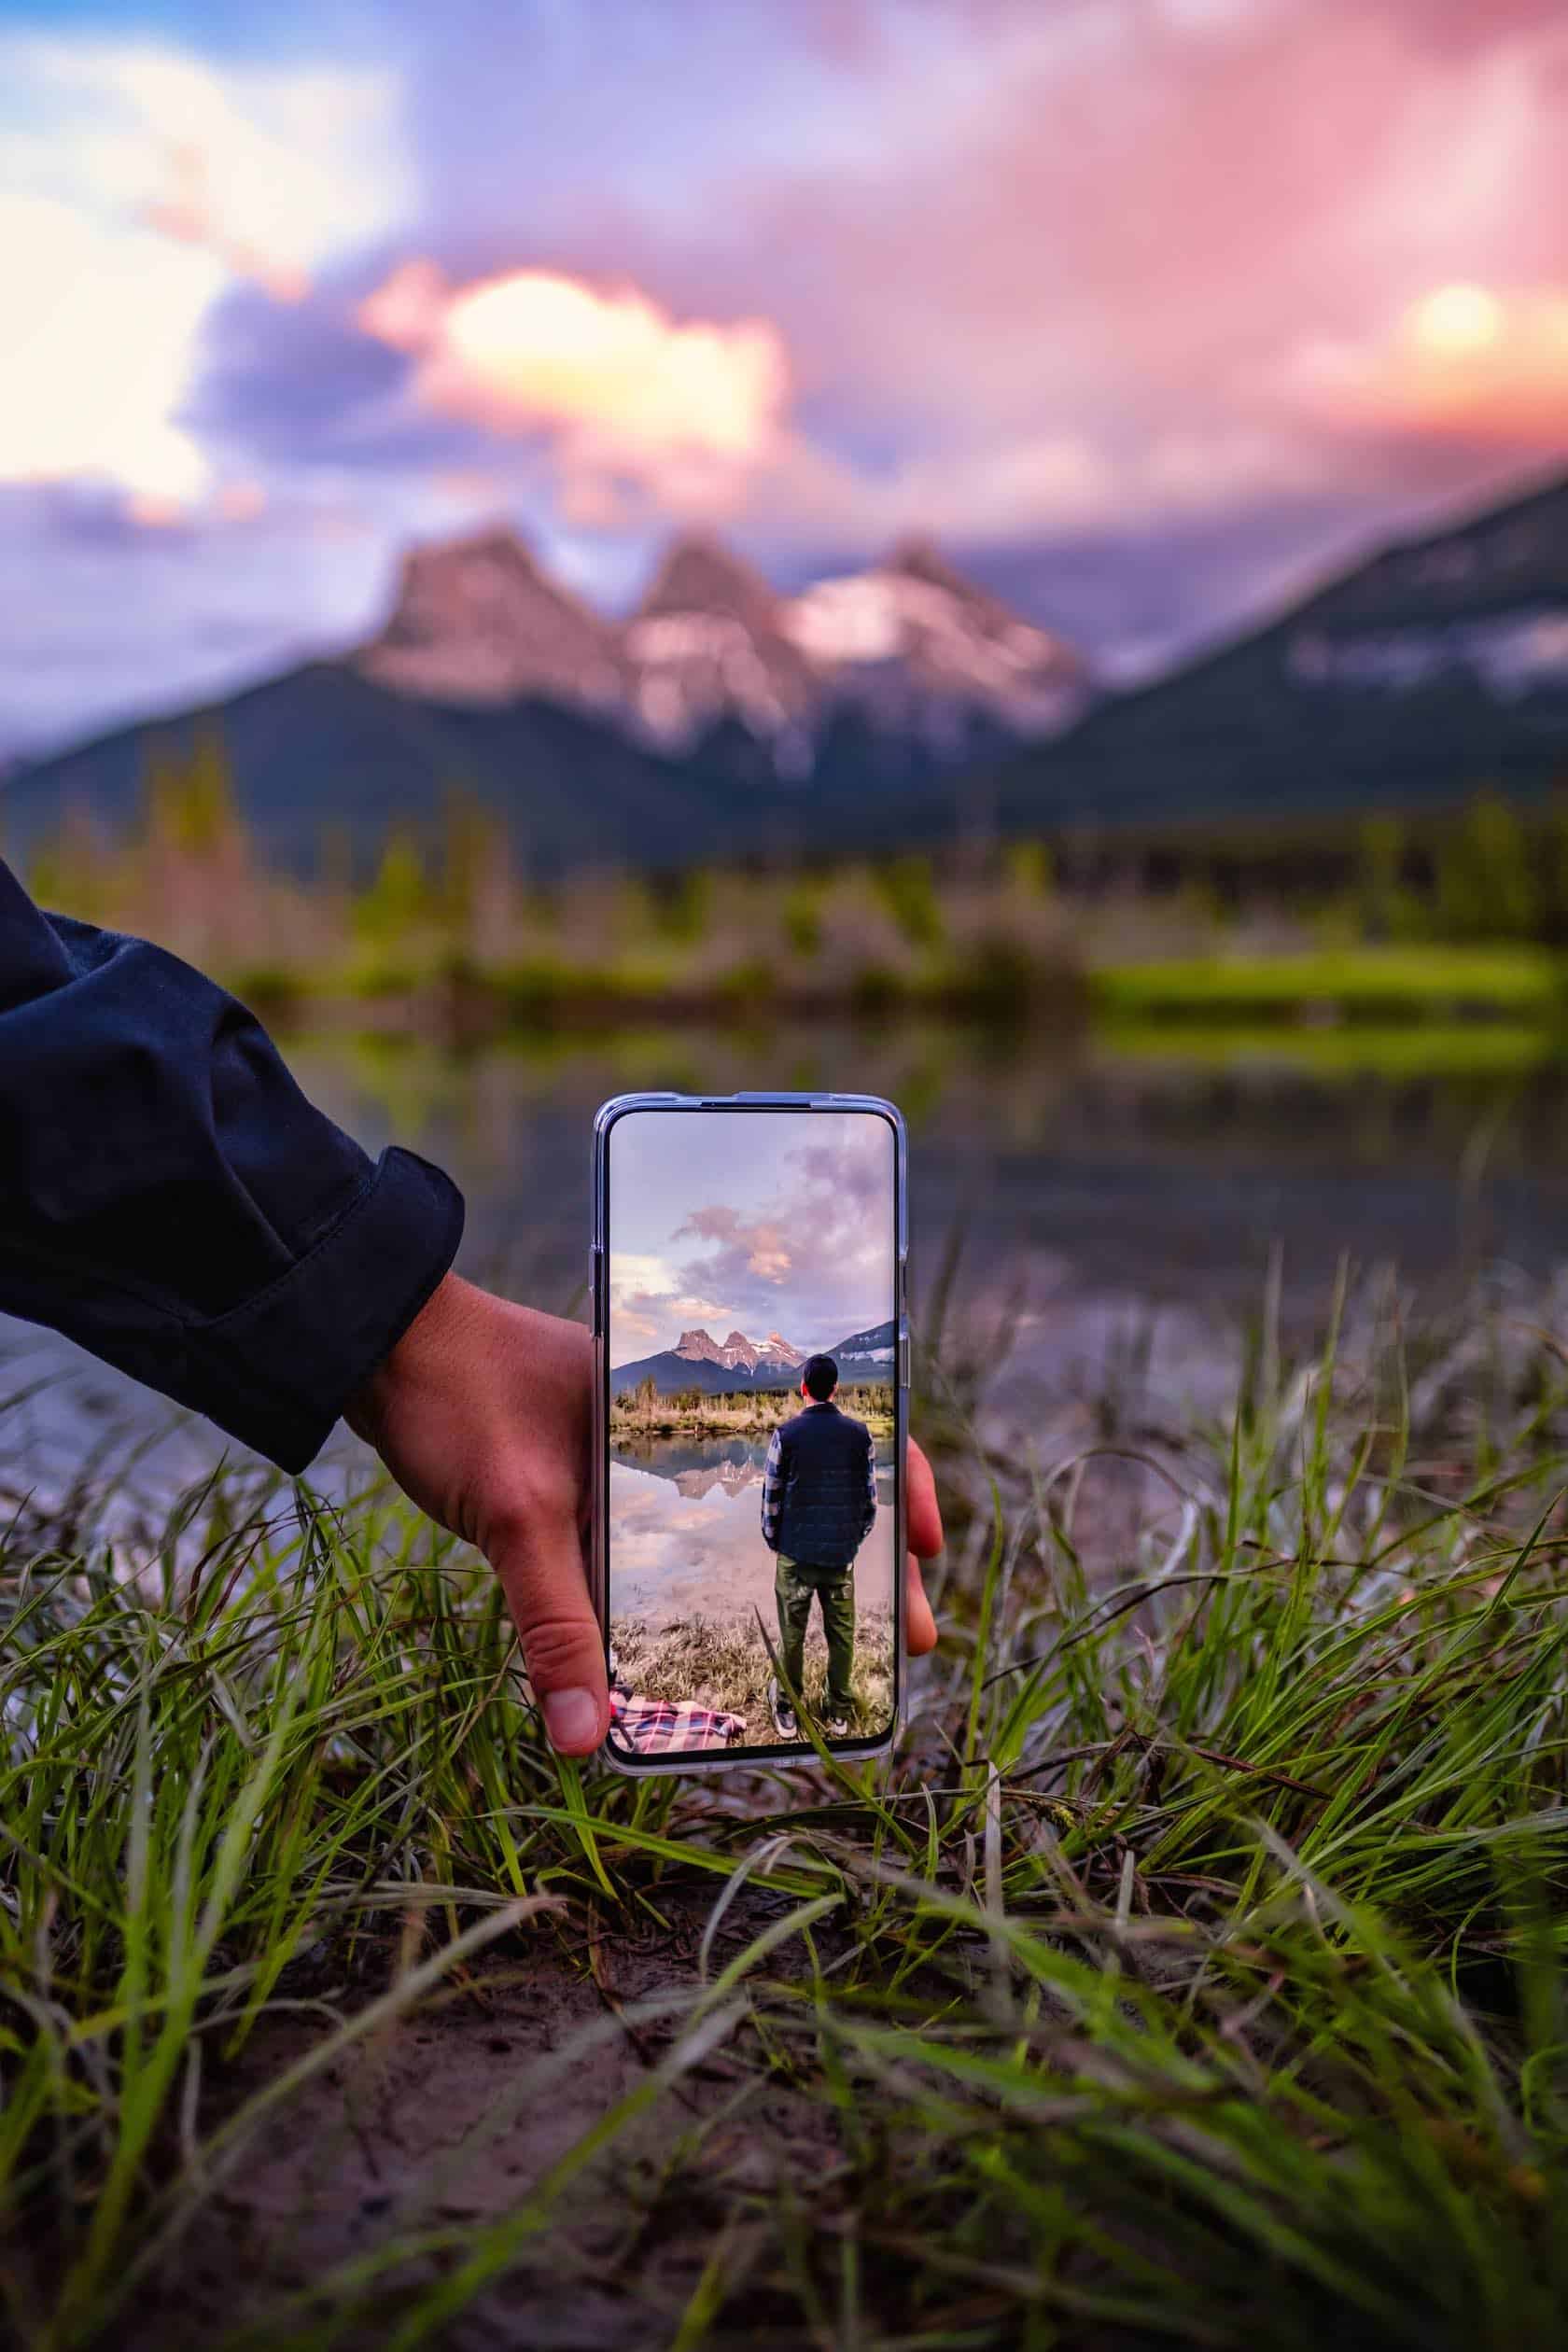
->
[775,1554,857,1715]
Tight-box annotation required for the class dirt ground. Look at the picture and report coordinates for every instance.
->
[10,1304,1231,2349]
[116,1889,842,2351]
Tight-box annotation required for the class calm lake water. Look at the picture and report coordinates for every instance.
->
[608,1435,897,1627]
[7,1019,1568,1500]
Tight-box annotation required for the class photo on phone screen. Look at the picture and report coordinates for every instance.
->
[601,1102,900,1765]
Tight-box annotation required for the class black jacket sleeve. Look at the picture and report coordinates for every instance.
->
[0,861,464,1472]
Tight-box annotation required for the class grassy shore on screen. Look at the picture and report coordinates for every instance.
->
[609,1605,894,1747]
[5,1281,1568,2345]
[609,1379,894,1441]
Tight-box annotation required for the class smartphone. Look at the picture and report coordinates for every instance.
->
[592,1092,907,1773]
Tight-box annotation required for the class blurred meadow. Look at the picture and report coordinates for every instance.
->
[27,735,1568,1036]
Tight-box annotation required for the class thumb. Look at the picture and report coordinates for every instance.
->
[487,1499,608,1756]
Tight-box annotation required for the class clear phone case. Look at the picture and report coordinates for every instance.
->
[591,1092,908,1778]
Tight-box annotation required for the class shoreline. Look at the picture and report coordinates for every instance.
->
[609,1383,895,1443]
[234,939,1568,1043]
[611,1410,896,1441]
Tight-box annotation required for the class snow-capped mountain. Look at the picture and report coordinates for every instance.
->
[623,538,820,763]
[352,525,1089,761]
[674,1326,806,1376]
[991,466,1568,837]
[786,539,1090,749]
[358,527,626,709]
[831,1319,897,1371]
[613,1319,893,1397]
[12,465,1564,882]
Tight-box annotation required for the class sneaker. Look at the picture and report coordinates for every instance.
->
[823,1715,853,1741]
[768,1677,798,1740]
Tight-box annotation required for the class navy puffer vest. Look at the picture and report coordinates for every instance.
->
[772,1402,875,1569]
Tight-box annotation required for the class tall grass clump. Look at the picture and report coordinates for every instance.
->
[4,1276,1568,2346]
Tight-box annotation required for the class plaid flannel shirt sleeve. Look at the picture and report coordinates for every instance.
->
[861,1429,878,1539]
[761,1426,786,1550]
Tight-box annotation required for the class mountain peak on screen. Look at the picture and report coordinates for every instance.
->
[671,1326,806,1373]
[616,1318,891,1394]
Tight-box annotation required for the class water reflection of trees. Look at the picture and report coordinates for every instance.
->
[613,1436,896,1505]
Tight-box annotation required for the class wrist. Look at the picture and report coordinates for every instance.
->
[344,1267,475,1449]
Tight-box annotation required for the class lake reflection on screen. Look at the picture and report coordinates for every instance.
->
[609,1435,896,1630]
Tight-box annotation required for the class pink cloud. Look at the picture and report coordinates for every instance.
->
[358,259,790,522]
[668,0,1568,544]
[339,3,1562,566]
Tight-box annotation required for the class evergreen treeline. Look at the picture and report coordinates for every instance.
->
[13,721,1568,1015]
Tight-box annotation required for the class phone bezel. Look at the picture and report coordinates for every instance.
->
[591,1092,908,1777]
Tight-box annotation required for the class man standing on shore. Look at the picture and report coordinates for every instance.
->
[761,1353,877,1738]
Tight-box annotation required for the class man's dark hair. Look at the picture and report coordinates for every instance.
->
[802,1353,838,1402]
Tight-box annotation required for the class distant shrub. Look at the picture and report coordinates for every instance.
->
[850,961,907,1017]
[227,967,305,1020]
[875,854,945,950]
[432,945,483,989]
[497,957,576,1015]
[718,955,777,1008]
[956,935,1037,1020]
[1435,792,1538,943]
[654,866,715,944]
[782,880,823,958]
[1004,839,1054,899]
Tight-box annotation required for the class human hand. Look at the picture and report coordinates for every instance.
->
[346,1274,602,1752]
[905,1438,943,1659]
[348,1274,944,1754]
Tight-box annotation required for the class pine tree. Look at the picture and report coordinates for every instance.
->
[782,877,822,959]
[357,826,430,941]
[1004,839,1054,900]
[185,721,239,854]
[657,866,714,945]
[876,853,944,950]
[1435,792,1537,943]
[1356,816,1405,941]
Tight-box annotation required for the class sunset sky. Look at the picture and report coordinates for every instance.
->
[3,0,1564,749]
[609,1109,895,1363]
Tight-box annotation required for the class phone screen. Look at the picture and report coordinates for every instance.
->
[601,1101,901,1764]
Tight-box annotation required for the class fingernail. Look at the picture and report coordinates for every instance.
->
[543,1687,600,1752]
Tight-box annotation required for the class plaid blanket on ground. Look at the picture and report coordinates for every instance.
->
[609,1686,746,1756]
